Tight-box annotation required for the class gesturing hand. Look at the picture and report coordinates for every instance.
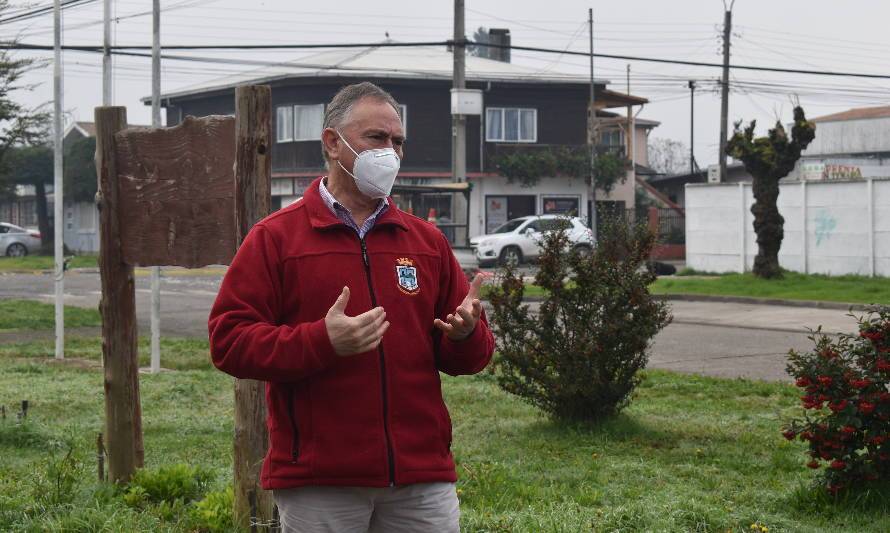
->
[434,274,484,341]
[325,286,390,356]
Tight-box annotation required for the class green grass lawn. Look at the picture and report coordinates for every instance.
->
[651,271,890,305]
[1,337,887,532]
[0,255,97,272]
[0,299,100,331]
[483,271,890,305]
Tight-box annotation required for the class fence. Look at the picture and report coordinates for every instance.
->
[610,207,686,260]
[685,178,890,277]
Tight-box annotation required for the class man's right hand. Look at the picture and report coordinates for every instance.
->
[325,286,389,356]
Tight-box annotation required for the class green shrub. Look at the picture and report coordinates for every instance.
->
[192,485,235,532]
[488,215,672,421]
[31,441,82,509]
[124,463,213,507]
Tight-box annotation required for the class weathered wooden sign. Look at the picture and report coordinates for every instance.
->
[115,115,237,268]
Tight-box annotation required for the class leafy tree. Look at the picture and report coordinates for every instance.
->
[488,215,671,421]
[0,0,52,238]
[63,136,97,203]
[726,106,815,279]
[0,144,52,244]
[493,145,628,193]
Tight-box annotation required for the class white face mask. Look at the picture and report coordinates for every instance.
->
[336,130,401,199]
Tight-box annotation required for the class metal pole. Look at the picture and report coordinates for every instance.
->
[588,8,597,239]
[688,80,696,174]
[451,0,467,246]
[150,0,161,373]
[53,0,64,360]
[103,0,111,105]
[718,8,732,183]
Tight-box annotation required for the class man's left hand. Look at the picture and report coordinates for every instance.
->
[434,273,484,341]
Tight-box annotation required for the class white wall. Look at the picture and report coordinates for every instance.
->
[686,178,890,276]
[63,200,99,254]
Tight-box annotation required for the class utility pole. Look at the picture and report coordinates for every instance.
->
[451,0,467,246]
[688,80,696,174]
[150,0,161,373]
[718,2,734,182]
[103,0,111,104]
[53,0,64,360]
[587,8,597,239]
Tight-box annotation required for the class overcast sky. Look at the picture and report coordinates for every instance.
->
[6,0,890,169]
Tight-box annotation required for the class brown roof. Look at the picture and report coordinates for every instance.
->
[812,106,890,123]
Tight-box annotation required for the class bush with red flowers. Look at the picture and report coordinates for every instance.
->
[784,306,890,494]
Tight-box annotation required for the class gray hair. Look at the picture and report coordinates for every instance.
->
[322,82,401,164]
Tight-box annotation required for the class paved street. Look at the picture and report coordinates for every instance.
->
[0,268,863,382]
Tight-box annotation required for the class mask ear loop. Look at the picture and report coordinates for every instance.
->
[335,129,360,179]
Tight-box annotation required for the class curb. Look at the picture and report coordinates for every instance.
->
[486,292,873,311]
[657,293,871,311]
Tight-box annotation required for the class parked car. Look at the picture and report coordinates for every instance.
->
[1,222,41,257]
[470,215,594,267]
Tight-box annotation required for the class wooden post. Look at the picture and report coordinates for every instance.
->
[233,85,273,529]
[95,106,144,483]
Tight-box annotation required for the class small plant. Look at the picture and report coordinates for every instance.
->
[30,440,82,509]
[192,485,235,533]
[488,215,672,421]
[123,463,213,508]
[784,306,890,494]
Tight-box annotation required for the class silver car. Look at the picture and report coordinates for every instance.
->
[1,222,42,256]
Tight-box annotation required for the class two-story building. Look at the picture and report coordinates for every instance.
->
[151,41,658,243]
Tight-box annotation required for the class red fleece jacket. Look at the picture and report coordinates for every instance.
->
[208,177,494,489]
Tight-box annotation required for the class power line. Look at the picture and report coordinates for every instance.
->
[0,0,98,25]
[10,39,890,81]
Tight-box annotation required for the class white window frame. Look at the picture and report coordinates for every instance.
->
[293,103,325,142]
[276,105,293,143]
[485,107,537,143]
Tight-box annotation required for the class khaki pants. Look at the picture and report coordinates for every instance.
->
[273,482,460,533]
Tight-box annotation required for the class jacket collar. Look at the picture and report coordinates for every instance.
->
[304,176,409,232]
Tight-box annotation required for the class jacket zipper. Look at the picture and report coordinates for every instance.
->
[286,388,300,462]
[359,237,396,485]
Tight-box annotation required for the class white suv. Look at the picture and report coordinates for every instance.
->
[470,215,594,267]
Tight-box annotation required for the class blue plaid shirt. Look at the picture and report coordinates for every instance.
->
[318,178,389,239]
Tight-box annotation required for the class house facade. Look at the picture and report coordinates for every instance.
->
[153,43,658,243]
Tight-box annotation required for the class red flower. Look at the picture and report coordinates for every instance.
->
[820,348,839,359]
[820,451,833,460]
[868,435,885,446]
[876,359,890,372]
[850,378,872,389]
[801,431,815,441]
[859,401,876,415]
[828,400,849,413]
[827,483,844,495]
[840,426,856,435]
[817,375,833,387]
[806,460,820,469]
[782,429,796,441]
[830,459,846,470]
[795,376,812,388]
[880,392,890,403]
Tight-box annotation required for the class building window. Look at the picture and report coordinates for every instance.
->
[276,106,293,143]
[485,107,536,143]
[600,129,622,146]
[294,104,324,141]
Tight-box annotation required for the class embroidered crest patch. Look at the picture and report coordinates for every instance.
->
[395,257,419,295]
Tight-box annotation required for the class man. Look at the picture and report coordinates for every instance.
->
[208,82,494,532]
